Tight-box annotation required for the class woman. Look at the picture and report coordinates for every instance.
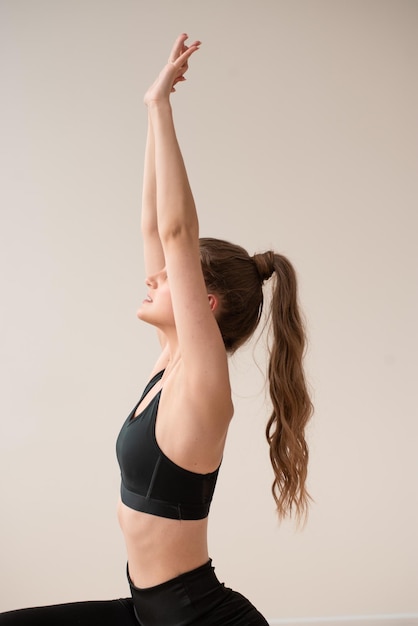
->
[0,34,312,626]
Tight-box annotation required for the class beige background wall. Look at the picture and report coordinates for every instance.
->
[1,1,417,623]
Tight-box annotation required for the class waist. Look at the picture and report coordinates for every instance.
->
[118,498,209,588]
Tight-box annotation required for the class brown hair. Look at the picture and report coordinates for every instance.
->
[199,237,313,524]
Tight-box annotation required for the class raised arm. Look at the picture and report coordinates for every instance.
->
[144,35,230,399]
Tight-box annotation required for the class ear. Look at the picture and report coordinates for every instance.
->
[207,293,219,314]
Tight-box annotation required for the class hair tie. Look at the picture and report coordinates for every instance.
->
[253,251,275,283]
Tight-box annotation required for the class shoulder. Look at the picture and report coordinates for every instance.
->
[158,364,234,471]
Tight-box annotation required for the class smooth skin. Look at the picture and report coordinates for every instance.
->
[117,34,234,589]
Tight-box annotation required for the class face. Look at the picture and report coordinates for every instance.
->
[136,268,174,329]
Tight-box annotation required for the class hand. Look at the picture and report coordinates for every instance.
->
[144,34,201,105]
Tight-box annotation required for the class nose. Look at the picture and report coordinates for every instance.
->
[146,267,166,287]
[146,269,163,288]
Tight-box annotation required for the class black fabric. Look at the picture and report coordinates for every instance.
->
[128,559,269,626]
[116,370,219,520]
[0,598,138,625]
[0,562,269,625]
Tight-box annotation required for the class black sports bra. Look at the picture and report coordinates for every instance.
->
[116,370,219,520]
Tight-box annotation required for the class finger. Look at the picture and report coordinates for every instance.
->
[170,62,188,83]
[187,40,201,49]
[168,33,189,63]
[171,43,200,69]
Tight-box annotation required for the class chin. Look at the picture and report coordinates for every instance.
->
[136,307,157,327]
[136,305,147,321]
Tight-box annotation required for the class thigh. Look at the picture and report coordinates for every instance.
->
[0,598,138,626]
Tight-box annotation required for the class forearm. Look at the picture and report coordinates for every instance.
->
[141,113,165,273]
[141,114,158,233]
[148,100,198,242]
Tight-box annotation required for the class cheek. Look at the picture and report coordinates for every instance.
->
[162,287,173,307]
[154,289,173,315]
[165,295,174,314]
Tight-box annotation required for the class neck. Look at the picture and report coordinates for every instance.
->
[160,327,181,367]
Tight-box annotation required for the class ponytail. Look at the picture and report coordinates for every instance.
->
[254,252,313,524]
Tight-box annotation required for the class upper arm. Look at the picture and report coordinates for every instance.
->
[162,231,231,402]
[142,228,167,349]
[142,227,165,277]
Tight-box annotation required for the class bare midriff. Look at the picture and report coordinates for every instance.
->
[117,497,209,589]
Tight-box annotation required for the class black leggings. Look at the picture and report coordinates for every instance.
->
[0,561,269,626]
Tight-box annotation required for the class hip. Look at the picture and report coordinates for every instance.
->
[127,559,269,626]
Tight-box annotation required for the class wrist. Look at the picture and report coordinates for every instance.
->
[146,99,172,112]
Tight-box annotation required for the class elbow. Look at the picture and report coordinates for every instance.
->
[158,218,199,245]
